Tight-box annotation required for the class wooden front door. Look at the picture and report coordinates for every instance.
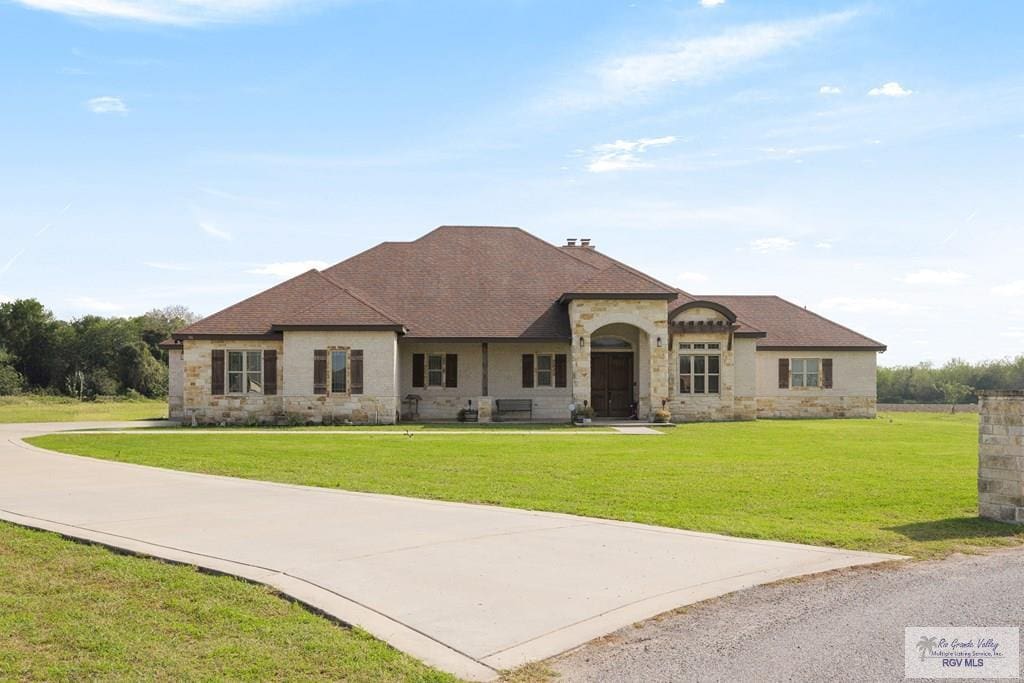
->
[591,352,633,417]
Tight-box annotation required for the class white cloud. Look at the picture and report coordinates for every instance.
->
[67,296,123,312]
[759,143,845,157]
[553,10,857,110]
[86,96,127,113]
[13,0,336,25]
[246,260,329,278]
[699,0,725,7]
[586,135,677,172]
[818,297,913,315]
[993,280,1024,297]
[868,81,913,97]
[815,241,834,249]
[144,261,192,271]
[199,220,231,240]
[750,236,796,253]
[900,269,968,285]
[819,85,841,95]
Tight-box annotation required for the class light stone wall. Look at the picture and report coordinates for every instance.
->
[755,349,878,418]
[568,299,669,419]
[665,330,744,422]
[167,348,184,419]
[399,342,482,420]
[182,338,285,424]
[978,391,1024,524]
[398,341,573,420]
[282,330,399,424]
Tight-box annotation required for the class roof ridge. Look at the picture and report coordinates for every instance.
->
[314,271,405,325]
[767,295,887,348]
[574,262,676,292]
[503,227,608,271]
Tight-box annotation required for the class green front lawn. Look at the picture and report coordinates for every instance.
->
[29,413,1021,559]
[0,522,452,681]
[0,396,166,423]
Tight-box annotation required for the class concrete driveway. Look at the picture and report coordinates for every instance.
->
[0,422,902,681]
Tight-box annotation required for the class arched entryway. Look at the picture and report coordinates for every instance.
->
[590,324,642,418]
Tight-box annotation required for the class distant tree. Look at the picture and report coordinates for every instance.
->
[0,347,24,395]
[936,381,974,413]
[0,299,59,387]
[117,342,168,397]
[138,306,200,362]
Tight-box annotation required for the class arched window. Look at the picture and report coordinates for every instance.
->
[591,336,632,350]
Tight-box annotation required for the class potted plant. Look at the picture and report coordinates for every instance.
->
[575,405,595,425]
[653,408,672,424]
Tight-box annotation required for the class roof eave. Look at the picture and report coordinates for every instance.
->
[270,324,407,333]
[756,344,887,352]
[558,292,678,304]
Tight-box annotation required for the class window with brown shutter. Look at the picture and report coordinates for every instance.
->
[263,349,277,395]
[350,349,364,394]
[554,354,567,388]
[211,349,225,395]
[778,358,790,389]
[822,358,833,389]
[313,349,327,395]
[412,353,425,388]
[444,354,458,388]
[522,354,534,388]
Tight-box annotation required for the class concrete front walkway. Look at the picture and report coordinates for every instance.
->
[0,422,903,681]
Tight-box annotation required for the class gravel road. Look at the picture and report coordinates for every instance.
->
[550,547,1024,682]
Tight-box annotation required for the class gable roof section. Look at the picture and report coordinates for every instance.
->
[272,286,405,331]
[559,264,677,302]
[698,295,886,350]
[175,270,402,338]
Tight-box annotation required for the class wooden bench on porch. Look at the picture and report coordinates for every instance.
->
[495,399,533,421]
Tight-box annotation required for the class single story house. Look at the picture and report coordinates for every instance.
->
[163,226,886,424]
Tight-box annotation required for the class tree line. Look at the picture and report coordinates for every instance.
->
[877,356,1024,405]
[0,299,198,399]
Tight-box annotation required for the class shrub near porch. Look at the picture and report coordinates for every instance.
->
[30,413,1023,559]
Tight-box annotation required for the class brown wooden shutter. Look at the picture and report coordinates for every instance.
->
[412,353,425,388]
[350,349,364,394]
[822,358,833,389]
[211,349,225,395]
[444,354,458,388]
[778,358,790,389]
[313,350,327,395]
[522,354,534,388]
[554,354,567,388]
[263,349,277,395]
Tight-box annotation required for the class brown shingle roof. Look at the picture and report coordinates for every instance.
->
[322,226,621,339]
[560,264,677,301]
[697,295,886,350]
[175,270,400,337]
[174,226,884,350]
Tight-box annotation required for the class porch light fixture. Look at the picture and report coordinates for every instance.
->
[579,335,585,348]
[657,336,662,347]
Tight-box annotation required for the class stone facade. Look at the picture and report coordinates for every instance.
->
[568,299,669,420]
[978,391,1024,524]
[173,313,881,424]
[167,348,184,419]
[182,339,285,424]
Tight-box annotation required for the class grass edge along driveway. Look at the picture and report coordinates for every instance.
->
[0,521,453,682]
[29,412,1023,559]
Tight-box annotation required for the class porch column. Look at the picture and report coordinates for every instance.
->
[644,330,670,420]
[570,332,591,410]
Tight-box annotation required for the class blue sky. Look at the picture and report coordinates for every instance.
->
[1,0,1022,365]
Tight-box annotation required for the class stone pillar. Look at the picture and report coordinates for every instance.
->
[570,333,591,410]
[978,390,1024,524]
[477,397,493,423]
